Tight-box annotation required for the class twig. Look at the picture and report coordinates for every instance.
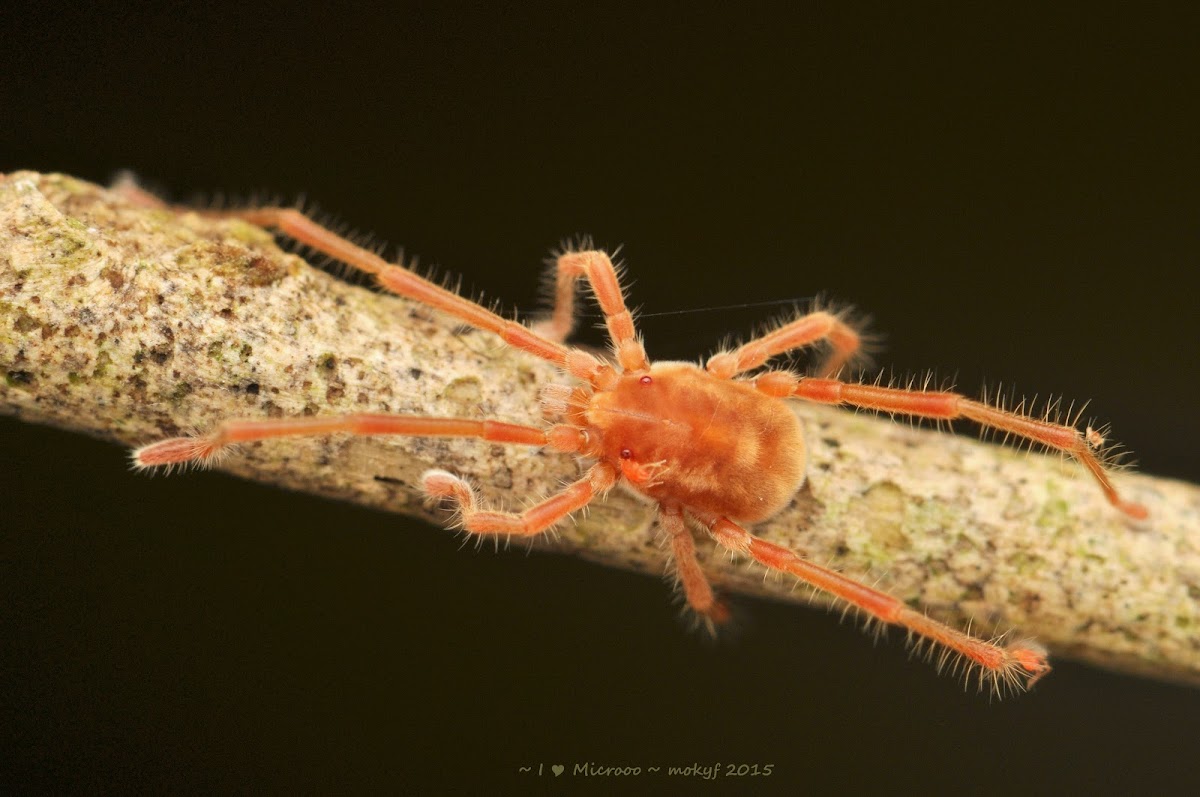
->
[2,171,1197,686]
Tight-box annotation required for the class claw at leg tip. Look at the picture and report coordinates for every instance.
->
[132,437,217,468]
[421,469,469,499]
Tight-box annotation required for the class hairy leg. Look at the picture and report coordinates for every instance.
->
[423,462,619,536]
[698,513,1050,694]
[745,371,1147,519]
[707,309,863,379]
[534,247,648,373]
[134,414,585,468]
[658,504,729,629]
[110,179,618,389]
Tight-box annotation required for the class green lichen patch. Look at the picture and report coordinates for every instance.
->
[35,228,92,265]
[908,495,959,538]
[1036,490,1072,533]
[861,481,909,552]
[92,350,112,378]
[6,369,34,388]
[442,375,483,405]
[13,310,39,332]
[175,241,288,287]
[100,264,125,290]
[224,219,277,247]
[242,254,289,286]
[1008,550,1048,575]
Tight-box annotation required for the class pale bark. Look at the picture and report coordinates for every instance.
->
[2,171,1197,686]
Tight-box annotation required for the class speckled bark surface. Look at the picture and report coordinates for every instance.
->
[2,172,1197,685]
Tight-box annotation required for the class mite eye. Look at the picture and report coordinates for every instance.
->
[639,375,652,385]
[620,448,633,459]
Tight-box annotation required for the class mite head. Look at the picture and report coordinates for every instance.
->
[585,370,685,489]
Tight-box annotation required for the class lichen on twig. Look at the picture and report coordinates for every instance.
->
[2,171,1198,687]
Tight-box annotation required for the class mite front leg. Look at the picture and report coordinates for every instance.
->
[108,181,618,389]
[423,462,619,536]
[659,505,730,630]
[789,377,1148,519]
[706,309,864,379]
[698,513,1051,694]
[533,247,649,373]
[217,207,598,373]
[134,414,586,469]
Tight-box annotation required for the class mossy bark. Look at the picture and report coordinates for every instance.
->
[3,171,1197,686]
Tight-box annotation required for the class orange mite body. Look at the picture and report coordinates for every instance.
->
[586,362,805,523]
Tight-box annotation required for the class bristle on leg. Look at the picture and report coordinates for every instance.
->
[969,638,1050,696]
[133,436,223,469]
[704,514,1054,696]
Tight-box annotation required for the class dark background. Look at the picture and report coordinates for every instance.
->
[2,5,1198,794]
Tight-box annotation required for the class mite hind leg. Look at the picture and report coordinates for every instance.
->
[698,512,1050,693]
[787,377,1147,519]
